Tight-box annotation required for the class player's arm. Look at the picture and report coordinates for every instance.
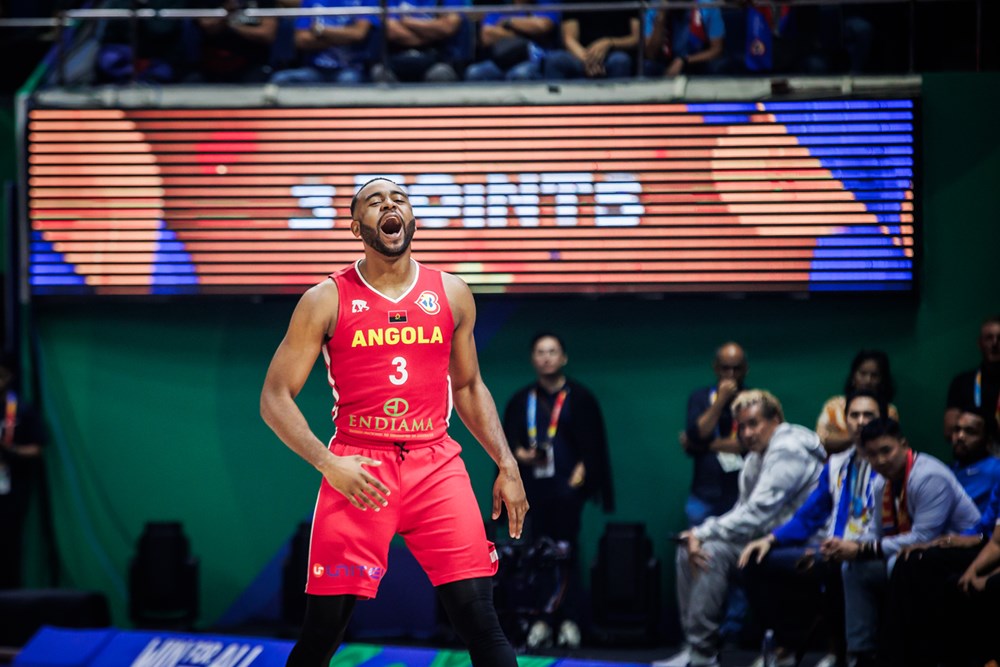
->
[260,280,389,511]
[444,272,528,538]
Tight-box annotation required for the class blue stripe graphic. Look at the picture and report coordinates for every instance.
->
[151,224,200,294]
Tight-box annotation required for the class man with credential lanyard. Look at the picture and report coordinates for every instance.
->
[675,342,749,649]
[681,343,749,528]
[503,332,614,649]
[944,315,1000,445]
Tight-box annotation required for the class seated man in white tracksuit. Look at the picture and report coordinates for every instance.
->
[673,389,826,667]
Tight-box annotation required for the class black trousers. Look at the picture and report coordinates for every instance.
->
[884,546,998,667]
[741,545,845,658]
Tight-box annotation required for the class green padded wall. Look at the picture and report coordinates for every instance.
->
[6,73,1000,627]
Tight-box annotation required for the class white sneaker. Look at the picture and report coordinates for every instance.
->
[526,620,552,649]
[688,650,721,667]
[812,654,839,667]
[746,654,797,667]
[651,647,692,667]
[557,620,581,649]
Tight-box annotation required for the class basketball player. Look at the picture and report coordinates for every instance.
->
[261,178,529,667]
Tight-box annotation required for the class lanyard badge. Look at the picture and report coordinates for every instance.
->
[527,388,568,479]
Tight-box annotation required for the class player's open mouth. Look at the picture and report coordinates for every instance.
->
[380,214,403,238]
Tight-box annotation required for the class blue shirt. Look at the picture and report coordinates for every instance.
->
[952,455,1000,515]
[869,453,980,558]
[296,0,380,69]
[643,0,724,58]
[964,479,1000,538]
[482,3,560,51]
[386,0,468,21]
[684,385,741,514]
[385,0,470,56]
[772,462,836,545]
[772,450,878,545]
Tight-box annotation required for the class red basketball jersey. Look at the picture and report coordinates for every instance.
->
[324,260,454,445]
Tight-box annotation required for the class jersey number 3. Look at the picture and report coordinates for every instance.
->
[389,356,408,386]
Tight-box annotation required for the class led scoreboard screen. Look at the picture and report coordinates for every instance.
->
[25,100,916,296]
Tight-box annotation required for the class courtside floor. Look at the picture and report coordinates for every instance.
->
[7,628,832,667]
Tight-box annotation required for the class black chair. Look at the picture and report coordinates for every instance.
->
[589,522,661,645]
[128,522,199,630]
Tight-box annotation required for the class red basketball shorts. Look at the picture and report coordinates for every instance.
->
[305,435,498,598]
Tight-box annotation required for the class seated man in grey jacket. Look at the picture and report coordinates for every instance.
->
[672,389,827,667]
[819,417,980,667]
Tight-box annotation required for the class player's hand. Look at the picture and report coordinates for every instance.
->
[493,463,529,539]
[738,535,773,568]
[320,455,390,511]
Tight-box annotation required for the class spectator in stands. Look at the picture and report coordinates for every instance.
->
[948,407,1000,513]
[669,390,825,667]
[188,1,278,83]
[736,1,831,74]
[816,349,898,455]
[371,0,468,82]
[814,4,874,74]
[819,417,980,667]
[270,0,377,84]
[643,0,726,77]
[884,478,1000,667]
[738,390,884,667]
[677,342,749,647]
[945,315,1000,444]
[680,342,748,528]
[96,0,190,84]
[464,0,559,81]
[543,0,640,80]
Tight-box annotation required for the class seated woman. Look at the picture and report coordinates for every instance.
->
[816,349,899,455]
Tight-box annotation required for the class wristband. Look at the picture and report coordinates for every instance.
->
[856,540,884,560]
[680,56,688,68]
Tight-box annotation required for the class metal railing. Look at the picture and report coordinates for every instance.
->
[0,0,990,86]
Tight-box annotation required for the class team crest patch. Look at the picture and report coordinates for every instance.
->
[415,290,441,315]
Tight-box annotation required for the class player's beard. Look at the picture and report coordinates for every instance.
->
[360,216,416,258]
